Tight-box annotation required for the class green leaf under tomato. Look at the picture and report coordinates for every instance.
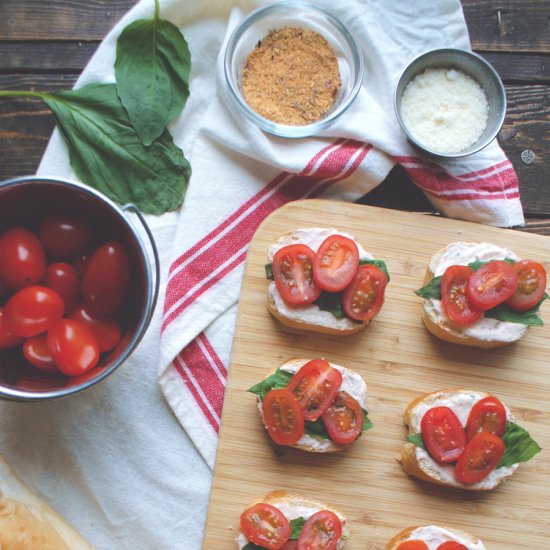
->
[497,421,542,468]
[406,433,426,450]
[242,517,306,549]
[314,291,345,319]
[359,258,391,282]
[467,258,516,271]
[265,263,273,280]
[248,369,292,401]
[414,276,442,300]
[115,0,191,146]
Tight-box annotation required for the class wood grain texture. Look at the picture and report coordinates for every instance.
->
[203,200,550,549]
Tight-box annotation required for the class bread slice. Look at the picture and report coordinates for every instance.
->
[387,524,485,549]
[398,388,519,491]
[256,358,368,453]
[0,454,93,549]
[266,227,381,336]
[420,241,528,348]
[236,490,349,549]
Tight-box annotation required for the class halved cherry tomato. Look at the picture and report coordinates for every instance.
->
[281,542,298,549]
[4,286,64,338]
[465,396,507,442]
[82,242,130,315]
[0,227,46,290]
[272,244,321,306]
[397,542,429,550]
[39,215,93,257]
[263,388,305,445]
[506,260,547,312]
[313,235,359,292]
[22,334,57,372]
[454,432,505,485]
[341,264,387,322]
[286,359,342,421]
[437,542,467,550]
[0,307,23,349]
[421,406,466,463]
[240,502,291,550]
[69,305,121,352]
[322,391,363,445]
[47,319,100,376]
[44,262,80,313]
[440,265,482,326]
[297,510,342,550]
[466,260,518,311]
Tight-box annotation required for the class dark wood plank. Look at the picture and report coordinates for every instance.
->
[482,53,550,83]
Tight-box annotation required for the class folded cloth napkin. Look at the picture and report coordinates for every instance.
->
[12,0,520,547]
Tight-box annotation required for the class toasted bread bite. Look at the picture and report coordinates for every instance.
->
[416,241,547,348]
[266,228,389,335]
[237,490,349,549]
[398,388,541,491]
[248,358,371,453]
[387,524,486,550]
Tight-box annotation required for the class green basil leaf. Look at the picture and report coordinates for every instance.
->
[415,275,442,300]
[115,0,191,146]
[485,295,547,326]
[43,83,190,215]
[247,369,292,400]
[265,263,273,280]
[304,418,329,439]
[362,409,373,431]
[467,258,516,271]
[406,433,426,450]
[498,421,542,468]
[359,258,390,282]
[314,290,345,319]
[242,543,263,550]
[290,517,306,539]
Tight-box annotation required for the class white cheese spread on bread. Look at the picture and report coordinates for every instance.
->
[405,525,486,550]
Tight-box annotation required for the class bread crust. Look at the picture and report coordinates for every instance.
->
[0,454,93,549]
[386,524,482,550]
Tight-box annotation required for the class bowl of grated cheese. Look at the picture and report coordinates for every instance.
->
[394,48,506,158]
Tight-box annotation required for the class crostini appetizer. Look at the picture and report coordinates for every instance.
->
[416,241,548,348]
[399,388,541,491]
[265,228,389,335]
[248,358,372,452]
[387,524,486,550]
[237,490,349,549]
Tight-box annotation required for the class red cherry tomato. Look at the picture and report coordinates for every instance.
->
[454,432,505,485]
[44,262,80,313]
[341,264,387,322]
[240,502,291,550]
[72,250,92,278]
[0,272,9,299]
[281,541,298,550]
[22,334,57,372]
[440,265,483,326]
[0,227,46,290]
[82,242,130,315]
[313,235,359,292]
[322,391,364,445]
[263,388,305,446]
[0,307,23,349]
[286,359,342,421]
[465,396,507,442]
[397,542,429,550]
[437,542,467,550]
[466,260,518,311]
[69,305,121,352]
[4,286,64,338]
[47,319,100,376]
[506,260,547,312]
[39,215,93,257]
[272,244,320,306]
[297,510,342,550]
[421,406,466,463]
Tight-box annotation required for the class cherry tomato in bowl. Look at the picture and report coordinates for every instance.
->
[505,259,547,312]
[240,502,291,549]
[22,334,57,373]
[313,234,359,292]
[69,305,121,352]
[39,214,93,257]
[0,307,23,349]
[466,260,518,311]
[44,262,80,313]
[421,406,466,463]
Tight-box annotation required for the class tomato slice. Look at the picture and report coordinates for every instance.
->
[297,510,342,550]
[272,244,321,306]
[313,235,359,292]
[0,307,23,349]
[465,396,507,442]
[286,359,342,421]
[240,502,291,550]
[22,334,58,373]
[322,391,363,445]
[440,265,482,326]
[341,264,387,322]
[263,388,305,445]
[437,542,467,550]
[454,432,505,485]
[397,542,429,550]
[505,259,547,312]
[421,406,466,463]
[466,260,518,311]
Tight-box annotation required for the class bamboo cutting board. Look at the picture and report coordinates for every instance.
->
[202,200,550,549]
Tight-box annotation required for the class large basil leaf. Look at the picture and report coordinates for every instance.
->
[406,432,426,450]
[415,275,442,300]
[485,293,548,326]
[115,0,191,146]
[498,421,542,468]
[314,290,345,319]
[248,369,292,400]
[43,83,190,214]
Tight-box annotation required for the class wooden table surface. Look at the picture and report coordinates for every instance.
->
[0,0,548,234]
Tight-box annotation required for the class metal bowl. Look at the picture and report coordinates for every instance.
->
[394,48,506,158]
[0,176,159,401]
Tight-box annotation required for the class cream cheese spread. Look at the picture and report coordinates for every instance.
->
[405,525,486,550]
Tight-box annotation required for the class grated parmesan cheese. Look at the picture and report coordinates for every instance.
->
[400,68,489,154]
